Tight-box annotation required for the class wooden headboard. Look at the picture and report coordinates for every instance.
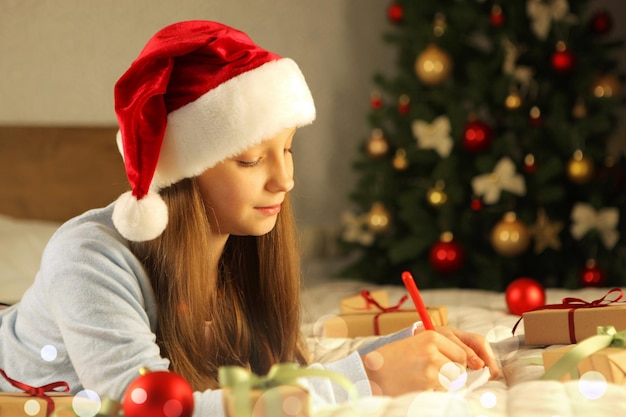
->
[0,126,128,222]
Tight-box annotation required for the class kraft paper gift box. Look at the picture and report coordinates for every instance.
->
[0,369,83,417]
[522,288,626,346]
[0,393,77,417]
[542,346,626,383]
[323,289,448,338]
[222,384,309,417]
[219,364,357,417]
[541,326,626,384]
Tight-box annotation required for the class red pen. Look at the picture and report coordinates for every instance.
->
[401,271,435,330]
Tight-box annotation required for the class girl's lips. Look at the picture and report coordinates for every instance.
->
[255,204,281,216]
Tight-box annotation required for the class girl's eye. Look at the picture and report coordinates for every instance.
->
[237,159,261,167]
[285,148,293,155]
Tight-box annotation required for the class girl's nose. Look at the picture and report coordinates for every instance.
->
[267,158,294,193]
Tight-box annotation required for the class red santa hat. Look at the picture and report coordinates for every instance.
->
[112,20,316,241]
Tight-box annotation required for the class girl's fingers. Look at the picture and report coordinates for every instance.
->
[419,330,469,369]
[447,329,500,375]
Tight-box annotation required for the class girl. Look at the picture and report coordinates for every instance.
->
[0,20,498,416]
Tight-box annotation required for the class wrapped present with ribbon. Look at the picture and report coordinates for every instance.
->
[542,325,626,384]
[218,363,357,417]
[518,288,626,345]
[0,369,75,417]
[323,289,447,338]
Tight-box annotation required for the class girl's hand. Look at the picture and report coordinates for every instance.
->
[361,327,499,396]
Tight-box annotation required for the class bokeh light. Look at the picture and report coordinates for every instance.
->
[73,390,101,417]
[363,351,385,371]
[23,399,40,416]
[480,391,497,408]
[130,387,148,405]
[282,394,303,416]
[438,362,467,391]
[163,399,183,417]
[312,314,350,350]
[485,325,520,360]
[40,344,58,362]
[578,371,607,400]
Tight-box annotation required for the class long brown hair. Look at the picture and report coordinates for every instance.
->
[130,178,309,390]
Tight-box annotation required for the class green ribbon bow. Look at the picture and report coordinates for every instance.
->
[219,363,358,417]
[541,325,626,381]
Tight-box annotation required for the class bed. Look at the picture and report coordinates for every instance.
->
[1,126,625,417]
[0,125,126,304]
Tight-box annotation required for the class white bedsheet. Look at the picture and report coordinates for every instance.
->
[301,280,626,417]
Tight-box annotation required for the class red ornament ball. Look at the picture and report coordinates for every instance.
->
[505,277,545,315]
[590,10,612,35]
[462,120,492,153]
[123,369,194,417]
[397,95,410,115]
[523,154,537,175]
[551,42,575,73]
[490,5,505,27]
[429,233,465,273]
[470,198,483,211]
[529,106,542,127]
[370,94,383,110]
[387,3,404,23]
[580,260,607,287]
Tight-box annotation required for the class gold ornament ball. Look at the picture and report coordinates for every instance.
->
[490,212,531,257]
[392,149,409,170]
[366,129,389,158]
[366,202,391,233]
[567,151,594,184]
[591,74,623,99]
[427,189,447,207]
[505,91,522,110]
[415,44,452,86]
[426,181,448,207]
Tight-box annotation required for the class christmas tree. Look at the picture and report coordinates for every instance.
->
[339,0,626,290]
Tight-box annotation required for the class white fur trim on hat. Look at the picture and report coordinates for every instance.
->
[152,57,316,189]
[112,191,169,242]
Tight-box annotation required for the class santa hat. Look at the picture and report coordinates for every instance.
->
[112,20,316,241]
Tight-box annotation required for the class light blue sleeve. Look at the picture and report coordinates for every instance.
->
[356,325,418,355]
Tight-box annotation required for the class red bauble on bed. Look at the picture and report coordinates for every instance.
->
[122,368,194,417]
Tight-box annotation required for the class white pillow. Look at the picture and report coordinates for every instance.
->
[0,214,60,304]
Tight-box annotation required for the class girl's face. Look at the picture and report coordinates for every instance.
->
[197,127,296,237]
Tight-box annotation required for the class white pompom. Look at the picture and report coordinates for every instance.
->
[112,191,168,242]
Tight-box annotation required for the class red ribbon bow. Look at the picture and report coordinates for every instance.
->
[0,368,70,417]
[512,287,625,343]
[359,290,411,335]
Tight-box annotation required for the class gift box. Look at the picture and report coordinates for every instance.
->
[522,288,626,346]
[541,326,626,384]
[0,369,78,417]
[219,363,357,417]
[0,393,77,417]
[222,384,309,417]
[323,289,447,338]
[543,346,626,384]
